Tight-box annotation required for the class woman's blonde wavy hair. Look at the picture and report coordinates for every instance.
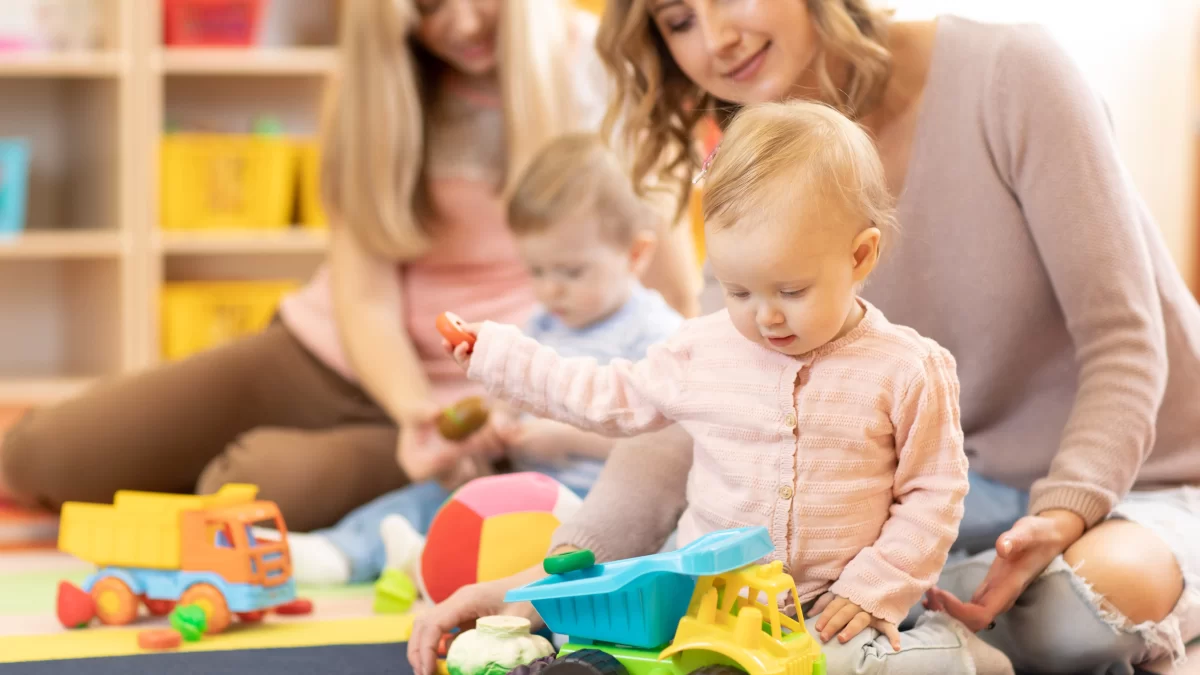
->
[320,0,576,261]
[597,0,893,221]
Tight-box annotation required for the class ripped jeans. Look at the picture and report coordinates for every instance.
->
[906,474,1200,674]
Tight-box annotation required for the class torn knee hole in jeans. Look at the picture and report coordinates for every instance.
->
[1039,557,1193,665]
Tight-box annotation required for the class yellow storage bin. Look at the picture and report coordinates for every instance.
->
[161,281,299,360]
[160,133,297,230]
[297,141,327,228]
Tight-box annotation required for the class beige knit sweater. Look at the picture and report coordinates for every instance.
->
[551,16,1200,561]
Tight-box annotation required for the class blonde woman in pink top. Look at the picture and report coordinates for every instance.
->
[434,101,1023,675]
[0,0,701,533]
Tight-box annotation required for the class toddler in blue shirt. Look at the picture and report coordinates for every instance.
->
[283,133,685,584]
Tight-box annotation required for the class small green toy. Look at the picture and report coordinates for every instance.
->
[542,549,595,576]
[374,569,418,615]
[169,604,208,642]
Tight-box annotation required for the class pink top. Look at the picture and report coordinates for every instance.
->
[467,300,969,623]
[280,176,535,406]
[279,11,609,407]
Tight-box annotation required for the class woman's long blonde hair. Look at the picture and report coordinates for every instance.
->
[597,0,893,221]
[320,0,576,260]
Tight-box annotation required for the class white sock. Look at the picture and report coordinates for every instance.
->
[278,530,352,585]
[380,515,425,576]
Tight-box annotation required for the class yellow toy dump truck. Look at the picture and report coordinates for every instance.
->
[505,527,826,675]
[56,484,295,633]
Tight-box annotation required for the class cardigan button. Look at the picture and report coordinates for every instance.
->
[784,412,797,428]
[778,485,794,499]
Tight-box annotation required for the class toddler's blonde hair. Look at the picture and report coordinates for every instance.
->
[702,100,897,250]
[508,133,658,245]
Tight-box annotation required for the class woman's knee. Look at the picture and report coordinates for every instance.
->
[196,430,272,496]
[1064,519,1184,624]
[0,414,52,503]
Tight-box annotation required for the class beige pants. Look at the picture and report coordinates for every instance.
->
[1,323,407,532]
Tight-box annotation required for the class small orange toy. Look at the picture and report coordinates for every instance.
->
[436,312,476,352]
[138,628,182,650]
[275,598,313,615]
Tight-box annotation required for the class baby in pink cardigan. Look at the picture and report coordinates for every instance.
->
[445,102,1003,672]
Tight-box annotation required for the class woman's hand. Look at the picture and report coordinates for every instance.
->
[397,402,505,482]
[809,593,902,650]
[407,569,547,675]
[925,509,1086,631]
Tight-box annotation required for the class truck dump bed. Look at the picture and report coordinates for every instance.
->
[506,527,773,649]
[58,484,259,570]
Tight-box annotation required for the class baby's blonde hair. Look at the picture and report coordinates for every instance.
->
[702,100,897,250]
[508,133,658,246]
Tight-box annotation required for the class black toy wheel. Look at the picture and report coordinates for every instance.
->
[542,649,628,675]
[688,666,747,675]
[508,655,557,675]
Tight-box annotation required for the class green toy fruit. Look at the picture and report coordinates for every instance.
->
[169,604,208,642]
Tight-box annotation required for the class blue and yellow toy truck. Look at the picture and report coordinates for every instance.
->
[505,527,826,675]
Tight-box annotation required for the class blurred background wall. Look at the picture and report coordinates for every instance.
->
[886,0,1200,287]
[0,0,1194,414]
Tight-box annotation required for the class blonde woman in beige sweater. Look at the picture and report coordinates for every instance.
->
[410,2,1200,674]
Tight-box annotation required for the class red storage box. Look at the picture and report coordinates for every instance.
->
[163,0,265,47]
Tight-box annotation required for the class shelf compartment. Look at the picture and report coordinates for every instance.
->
[0,78,121,232]
[0,259,122,381]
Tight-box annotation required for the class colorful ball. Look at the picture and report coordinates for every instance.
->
[419,473,582,604]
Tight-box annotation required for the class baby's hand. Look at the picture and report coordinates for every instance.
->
[436,312,480,370]
[809,593,901,650]
[499,418,573,466]
[443,340,475,370]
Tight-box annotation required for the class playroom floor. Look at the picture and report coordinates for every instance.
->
[0,546,417,665]
[0,545,1196,673]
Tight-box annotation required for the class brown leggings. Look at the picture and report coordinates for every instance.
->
[0,323,407,532]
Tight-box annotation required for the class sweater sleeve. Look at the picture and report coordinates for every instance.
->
[987,26,1168,526]
[466,321,688,437]
[829,350,969,624]
[549,423,694,562]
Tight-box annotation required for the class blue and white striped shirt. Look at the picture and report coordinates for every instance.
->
[513,283,684,495]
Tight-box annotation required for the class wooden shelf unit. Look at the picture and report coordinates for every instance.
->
[0,0,338,405]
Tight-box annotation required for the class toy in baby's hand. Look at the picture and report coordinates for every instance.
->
[437,312,477,353]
